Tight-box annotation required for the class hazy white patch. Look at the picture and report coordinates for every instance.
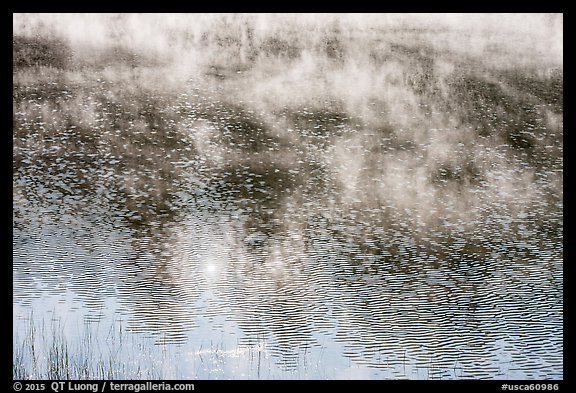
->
[187,120,226,166]
[335,363,375,379]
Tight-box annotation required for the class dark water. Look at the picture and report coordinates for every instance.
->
[13,15,562,380]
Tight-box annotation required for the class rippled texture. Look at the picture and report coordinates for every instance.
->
[13,13,562,380]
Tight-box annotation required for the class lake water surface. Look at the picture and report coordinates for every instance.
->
[13,14,562,380]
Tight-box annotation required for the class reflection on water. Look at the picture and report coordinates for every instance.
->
[13,14,562,380]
